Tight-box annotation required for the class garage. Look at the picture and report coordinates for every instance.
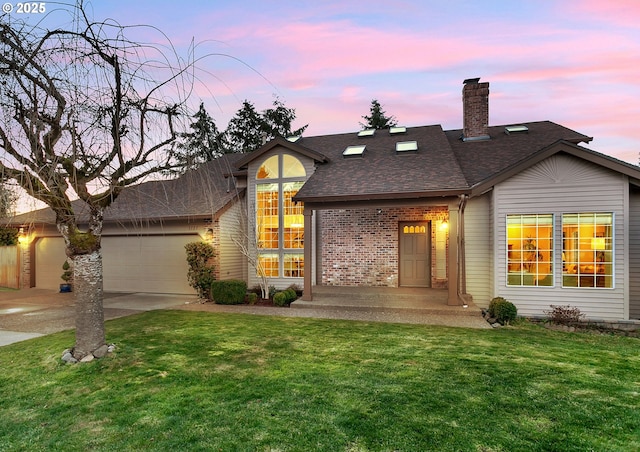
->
[35,234,198,294]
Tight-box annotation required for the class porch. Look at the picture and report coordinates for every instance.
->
[292,286,482,317]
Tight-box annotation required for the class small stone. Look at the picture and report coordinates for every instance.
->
[107,344,116,353]
[80,354,95,363]
[491,322,502,328]
[93,345,109,358]
[61,352,77,364]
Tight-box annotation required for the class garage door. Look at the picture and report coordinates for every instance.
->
[102,235,197,294]
[36,235,198,294]
[35,237,67,290]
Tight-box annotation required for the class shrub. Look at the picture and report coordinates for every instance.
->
[487,297,507,318]
[273,291,289,307]
[545,305,585,325]
[61,260,73,283]
[185,242,216,298]
[0,227,18,246]
[247,292,258,305]
[494,300,518,324]
[287,283,303,296]
[488,297,517,325]
[211,280,247,305]
[285,288,297,303]
[268,285,277,299]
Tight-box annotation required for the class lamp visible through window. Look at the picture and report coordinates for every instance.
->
[590,237,606,250]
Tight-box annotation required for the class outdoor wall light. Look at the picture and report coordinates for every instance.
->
[17,227,29,245]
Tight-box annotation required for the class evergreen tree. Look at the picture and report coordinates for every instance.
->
[225,100,265,153]
[360,99,398,130]
[225,98,308,153]
[262,98,308,141]
[170,102,224,173]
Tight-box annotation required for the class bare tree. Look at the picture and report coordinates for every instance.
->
[230,201,269,299]
[0,4,192,359]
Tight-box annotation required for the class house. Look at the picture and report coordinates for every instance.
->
[232,78,640,321]
[9,78,640,321]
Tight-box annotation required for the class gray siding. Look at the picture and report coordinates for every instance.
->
[219,200,246,281]
[464,193,492,308]
[630,188,640,319]
[494,154,627,320]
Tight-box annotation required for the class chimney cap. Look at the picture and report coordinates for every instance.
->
[463,77,481,85]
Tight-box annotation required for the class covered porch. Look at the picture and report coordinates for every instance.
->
[301,197,470,306]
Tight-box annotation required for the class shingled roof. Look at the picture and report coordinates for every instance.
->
[293,125,468,202]
[293,120,594,203]
[10,154,244,225]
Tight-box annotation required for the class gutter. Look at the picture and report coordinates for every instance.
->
[457,194,470,306]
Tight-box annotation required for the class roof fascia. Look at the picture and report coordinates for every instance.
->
[294,188,468,205]
[234,137,329,170]
[470,140,640,196]
[304,196,461,211]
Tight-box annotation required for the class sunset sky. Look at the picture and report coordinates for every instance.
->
[12,0,640,164]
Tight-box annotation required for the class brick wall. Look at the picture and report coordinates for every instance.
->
[20,245,31,288]
[463,80,489,140]
[320,206,449,288]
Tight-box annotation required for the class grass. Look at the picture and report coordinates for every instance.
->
[0,311,638,451]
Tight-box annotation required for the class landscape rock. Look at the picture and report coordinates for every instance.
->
[61,351,77,364]
[93,344,110,358]
[80,354,95,363]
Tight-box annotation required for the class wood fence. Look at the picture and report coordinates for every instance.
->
[0,246,20,289]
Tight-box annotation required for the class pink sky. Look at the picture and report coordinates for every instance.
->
[14,0,640,164]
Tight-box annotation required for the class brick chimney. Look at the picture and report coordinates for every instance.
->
[462,78,490,141]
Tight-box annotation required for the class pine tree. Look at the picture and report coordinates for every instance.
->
[360,99,398,130]
[225,98,308,153]
[169,103,224,173]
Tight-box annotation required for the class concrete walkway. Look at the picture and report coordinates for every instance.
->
[0,287,490,347]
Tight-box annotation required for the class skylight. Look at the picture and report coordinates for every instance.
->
[343,145,366,157]
[396,141,418,153]
[505,125,528,135]
[357,129,375,137]
[389,126,407,134]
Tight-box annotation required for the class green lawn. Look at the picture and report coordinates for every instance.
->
[0,311,638,451]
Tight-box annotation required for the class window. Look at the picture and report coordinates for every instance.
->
[507,214,554,286]
[256,154,306,278]
[562,213,613,288]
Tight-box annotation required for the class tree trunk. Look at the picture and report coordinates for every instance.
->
[72,250,106,359]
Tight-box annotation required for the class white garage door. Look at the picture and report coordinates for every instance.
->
[36,235,198,294]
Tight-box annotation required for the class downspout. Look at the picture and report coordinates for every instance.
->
[458,194,469,306]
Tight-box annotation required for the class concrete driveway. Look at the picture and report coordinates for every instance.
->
[0,289,196,346]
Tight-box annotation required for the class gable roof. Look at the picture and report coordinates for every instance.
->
[293,120,599,203]
[294,125,469,202]
[446,120,592,187]
[9,154,244,226]
[233,136,328,170]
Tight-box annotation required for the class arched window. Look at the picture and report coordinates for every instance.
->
[256,154,306,278]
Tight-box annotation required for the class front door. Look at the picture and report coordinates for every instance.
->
[399,221,431,287]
